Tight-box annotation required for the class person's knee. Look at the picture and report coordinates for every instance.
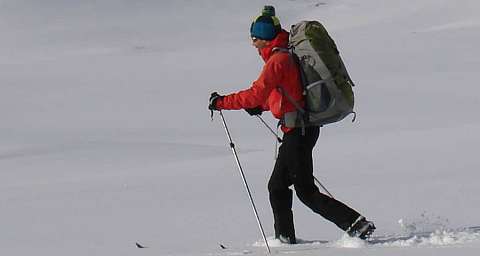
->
[297,185,333,206]
[267,178,275,192]
[269,188,293,209]
[270,187,293,199]
[295,186,314,202]
[268,176,288,193]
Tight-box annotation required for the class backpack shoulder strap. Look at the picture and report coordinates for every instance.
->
[272,47,289,53]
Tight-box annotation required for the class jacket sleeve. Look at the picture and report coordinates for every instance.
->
[216,57,284,110]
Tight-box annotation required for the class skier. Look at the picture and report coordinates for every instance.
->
[208,6,375,244]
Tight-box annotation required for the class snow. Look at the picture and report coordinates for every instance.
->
[250,223,480,250]
[1,0,480,255]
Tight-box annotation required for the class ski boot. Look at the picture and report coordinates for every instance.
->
[277,235,296,244]
[346,216,376,240]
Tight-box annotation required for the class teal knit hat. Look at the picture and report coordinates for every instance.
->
[250,6,281,41]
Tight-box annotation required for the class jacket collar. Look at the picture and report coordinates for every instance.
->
[258,30,289,62]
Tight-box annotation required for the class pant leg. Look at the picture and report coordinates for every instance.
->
[286,127,361,231]
[268,139,296,241]
[296,187,361,231]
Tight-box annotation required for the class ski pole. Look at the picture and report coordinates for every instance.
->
[218,111,271,254]
[254,115,281,160]
[256,115,282,143]
[314,176,335,199]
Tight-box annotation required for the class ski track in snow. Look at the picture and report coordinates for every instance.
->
[416,19,480,33]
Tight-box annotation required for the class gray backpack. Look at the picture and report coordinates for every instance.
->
[281,20,355,127]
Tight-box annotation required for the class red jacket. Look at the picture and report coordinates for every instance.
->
[216,30,303,133]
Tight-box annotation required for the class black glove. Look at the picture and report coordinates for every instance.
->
[244,106,263,116]
[208,92,223,111]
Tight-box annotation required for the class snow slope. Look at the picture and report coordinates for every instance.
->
[1,0,479,255]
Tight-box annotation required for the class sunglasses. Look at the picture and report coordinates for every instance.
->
[251,37,259,42]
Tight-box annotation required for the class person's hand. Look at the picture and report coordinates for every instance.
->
[244,107,263,116]
[208,92,223,111]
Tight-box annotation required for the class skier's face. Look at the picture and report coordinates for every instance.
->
[251,37,269,49]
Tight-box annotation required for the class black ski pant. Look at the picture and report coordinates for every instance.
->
[268,126,361,241]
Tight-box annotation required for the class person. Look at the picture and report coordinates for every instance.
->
[208,6,375,244]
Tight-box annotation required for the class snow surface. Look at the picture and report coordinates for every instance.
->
[1,0,480,255]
